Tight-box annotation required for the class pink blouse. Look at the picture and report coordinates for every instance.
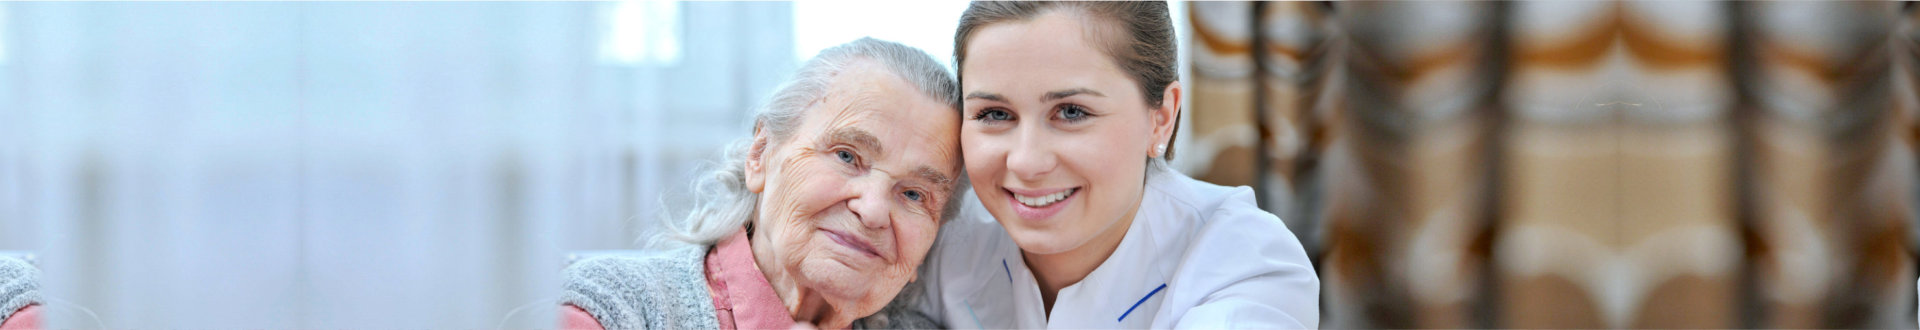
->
[704,230,797,329]
[0,305,39,330]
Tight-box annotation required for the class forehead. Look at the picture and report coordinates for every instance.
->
[960,11,1130,94]
[809,60,961,170]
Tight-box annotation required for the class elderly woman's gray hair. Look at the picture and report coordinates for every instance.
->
[657,37,964,246]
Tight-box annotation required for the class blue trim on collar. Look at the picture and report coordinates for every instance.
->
[1002,259,1013,282]
[965,298,985,328]
[1118,283,1168,322]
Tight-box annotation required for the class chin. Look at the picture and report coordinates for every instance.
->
[1005,228,1084,256]
[802,272,895,319]
[799,258,879,298]
[990,211,1079,254]
[833,286,896,315]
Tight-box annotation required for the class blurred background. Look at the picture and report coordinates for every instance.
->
[0,1,1916,328]
[1180,1,1920,328]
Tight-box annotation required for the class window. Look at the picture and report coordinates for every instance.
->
[793,0,968,68]
[600,0,680,66]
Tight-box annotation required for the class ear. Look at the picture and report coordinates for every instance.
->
[745,122,772,193]
[1149,81,1183,158]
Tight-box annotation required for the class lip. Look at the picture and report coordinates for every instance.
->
[822,228,883,260]
[1003,186,1080,221]
[1005,186,1075,197]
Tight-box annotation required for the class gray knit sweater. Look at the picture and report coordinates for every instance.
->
[560,244,938,329]
[0,256,38,326]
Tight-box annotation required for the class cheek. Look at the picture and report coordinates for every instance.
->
[1063,126,1148,212]
[895,220,940,265]
[866,218,935,303]
[960,131,1002,182]
[769,157,849,215]
[762,157,851,255]
[967,129,998,169]
[1062,129,1140,177]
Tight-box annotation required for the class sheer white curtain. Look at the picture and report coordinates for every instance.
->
[0,0,990,327]
[608,1,797,252]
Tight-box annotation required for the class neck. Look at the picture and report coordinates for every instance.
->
[1022,201,1140,315]
[747,226,852,329]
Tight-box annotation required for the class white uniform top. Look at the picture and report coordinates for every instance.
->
[911,166,1320,329]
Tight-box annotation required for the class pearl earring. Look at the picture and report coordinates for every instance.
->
[1155,144,1167,157]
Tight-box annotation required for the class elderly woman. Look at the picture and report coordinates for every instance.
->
[559,37,964,329]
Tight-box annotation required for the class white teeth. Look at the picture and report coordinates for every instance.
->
[1014,188,1075,207]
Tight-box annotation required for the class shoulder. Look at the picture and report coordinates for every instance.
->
[1142,169,1292,249]
[1145,170,1321,328]
[0,257,37,328]
[1147,168,1263,221]
[561,245,719,330]
[1163,175,1311,279]
[1149,169,1308,273]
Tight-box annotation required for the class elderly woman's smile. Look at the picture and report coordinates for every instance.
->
[821,226,884,260]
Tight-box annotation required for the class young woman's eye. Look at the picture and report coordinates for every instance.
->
[903,190,923,202]
[1057,104,1091,121]
[972,108,1013,122]
[834,150,857,164]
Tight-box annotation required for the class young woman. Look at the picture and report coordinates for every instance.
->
[912,2,1319,328]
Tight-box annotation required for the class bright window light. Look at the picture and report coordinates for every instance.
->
[0,4,9,64]
[793,0,969,68]
[601,0,681,66]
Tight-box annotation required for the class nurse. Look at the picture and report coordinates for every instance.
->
[911,1,1319,328]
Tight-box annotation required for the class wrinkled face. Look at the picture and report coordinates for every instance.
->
[960,11,1168,255]
[745,60,961,318]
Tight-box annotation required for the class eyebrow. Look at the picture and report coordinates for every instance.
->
[965,88,1106,104]
[913,166,953,190]
[1041,88,1105,102]
[965,91,1007,103]
[829,127,883,157]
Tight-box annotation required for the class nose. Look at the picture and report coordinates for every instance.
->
[1005,126,1057,182]
[847,175,893,230]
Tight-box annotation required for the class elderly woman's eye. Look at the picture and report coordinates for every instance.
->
[835,150,856,164]
[903,190,923,202]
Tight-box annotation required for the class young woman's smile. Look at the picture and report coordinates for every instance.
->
[1005,186,1081,220]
